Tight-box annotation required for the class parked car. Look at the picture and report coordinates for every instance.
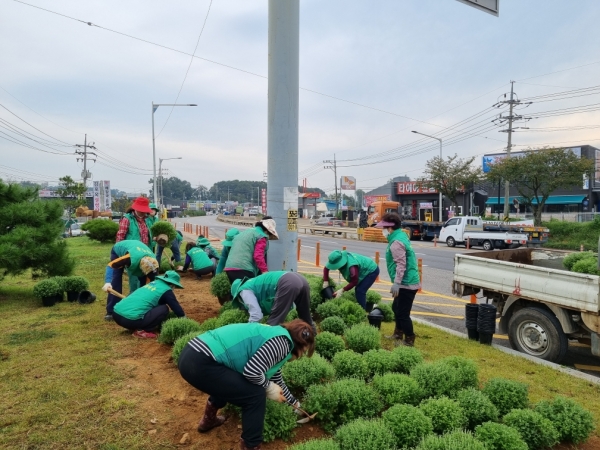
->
[63,223,86,238]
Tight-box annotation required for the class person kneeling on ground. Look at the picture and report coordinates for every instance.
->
[216,228,239,275]
[196,237,220,271]
[178,320,315,450]
[182,242,216,279]
[156,229,184,268]
[231,271,316,332]
[112,270,185,339]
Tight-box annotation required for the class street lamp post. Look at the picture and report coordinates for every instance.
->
[152,102,196,205]
[412,131,443,222]
[158,157,182,208]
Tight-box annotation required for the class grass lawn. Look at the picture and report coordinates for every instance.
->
[1,237,600,449]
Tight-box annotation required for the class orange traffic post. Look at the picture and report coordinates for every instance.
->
[206,227,210,238]
[434,234,437,247]
[316,242,321,267]
[375,251,380,281]
[418,258,423,293]
[343,246,346,251]
[297,239,301,261]
[470,294,477,304]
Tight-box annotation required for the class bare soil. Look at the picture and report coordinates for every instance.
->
[110,273,326,449]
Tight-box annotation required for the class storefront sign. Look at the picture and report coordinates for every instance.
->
[364,195,390,207]
[396,182,437,194]
[419,202,433,209]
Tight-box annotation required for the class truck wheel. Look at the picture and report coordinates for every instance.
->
[446,237,456,247]
[482,240,493,251]
[507,307,568,363]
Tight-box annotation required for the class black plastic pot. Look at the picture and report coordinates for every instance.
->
[479,332,493,345]
[467,328,480,341]
[78,290,97,304]
[66,291,79,302]
[367,307,384,329]
[41,295,61,307]
[465,304,479,329]
[365,302,374,313]
[321,286,334,300]
[477,304,497,334]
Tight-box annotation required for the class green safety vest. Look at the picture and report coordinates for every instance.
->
[200,323,293,379]
[145,215,159,249]
[338,253,378,284]
[113,279,172,320]
[113,240,155,277]
[225,227,269,275]
[216,246,230,275]
[232,271,288,315]
[385,229,420,286]
[188,247,213,270]
[123,212,151,243]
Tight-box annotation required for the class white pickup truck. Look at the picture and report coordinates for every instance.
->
[439,216,528,250]
[452,248,600,363]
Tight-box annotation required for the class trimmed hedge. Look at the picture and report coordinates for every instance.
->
[474,422,528,450]
[158,317,202,345]
[315,332,346,361]
[171,331,198,365]
[344,323,381,353]
[331,350,370,380]
[281,353,335,395]
[372,373,422,406]
[416,430,485,450]
[382,404,433,449]
[534,396,595,444]
[456,388,499,430]
[320,316,346,335]
[419,396,468,434]
[482,378,529,416]
[334,418,395,450]
[440,356,479,390]
[503,409,559,450]
[392,346,424,374]
[410,361,463,399]
[363,349,399,377]
[288,439,339,450]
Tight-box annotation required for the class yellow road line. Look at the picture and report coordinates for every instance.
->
[413,301,464,309]
[412,311,464,319]
[420,290,468,303]
[493,334,508,340]
[574,364,600,372]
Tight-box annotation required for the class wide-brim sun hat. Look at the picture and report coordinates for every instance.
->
[131,197,152,214]
[261,219,279,240]
[139,256,160,275]
[325,250,348,271]
[222,228,240,247]
[375,221,396,228]
[197,237,211,247]
[156,270,184,288]
[149,202,159,211]
[230,277,248,299]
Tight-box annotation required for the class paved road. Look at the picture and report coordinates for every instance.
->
[172,215,600,376]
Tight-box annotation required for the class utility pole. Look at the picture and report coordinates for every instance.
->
[324,154,339,217]
[75,134,96,188]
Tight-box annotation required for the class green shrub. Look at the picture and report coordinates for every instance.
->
[332,350,370,380]
[363,349,397,377]
[382,404,433,449]
[419,396,468,434]
[198,317,220,333]
[218,301,235,315]
[288,439,339,450]
[315,332,346,360]
[216,309,249,327]
[171,331,198,365]
[344,323,380,353]
[372,373,422,406]
[285,308,299,322]
[281,354,335,395]
[474,422,528,450]
[337,300,367,326]
[392,346,424,374]
[416,430,485,450]
[62,276,89,292]
[482,378,528,416]
[366,290,382,306]
[303,378,382,433]
[320,316,346,335]
[159,258,172,274]
[376,303,394,322]
[32,279,62,298]
[82,219,119,243]
[316,301,341,320]
[308,276,337,313]
[440,356,479,390]
[503,409,559,450]
[563,251,596,270]
[262,399,297,442]
[52,276,68,292]
[158,317,202,345]
[410,361,463,399]
[456,388,499,429]
[210,272,231,299]
[534,396,595,444]
[334,418,395,450]
[150,221,177,245]
[572,257,600,275]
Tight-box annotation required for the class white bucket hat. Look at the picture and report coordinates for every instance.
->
[261,219,279,240]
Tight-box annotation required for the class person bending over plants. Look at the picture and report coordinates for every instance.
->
[322,249,379,310]
[216,228,239,275]
[196,237,220,270]
[375,213,421,347]
[224,217,279,284]
[157,229,184,268]
[231,271,316,332]
[182,242,216,279]
[112,270,185,339]
[102,240,159,321]
[178,319,315,450]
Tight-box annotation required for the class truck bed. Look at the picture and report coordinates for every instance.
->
[453,248,600,313]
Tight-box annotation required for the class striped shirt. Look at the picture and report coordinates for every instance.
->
[188,336,296,404]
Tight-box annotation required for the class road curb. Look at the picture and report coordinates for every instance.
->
[411,317,600,385]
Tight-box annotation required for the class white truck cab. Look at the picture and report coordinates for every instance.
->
[439,216,528,250]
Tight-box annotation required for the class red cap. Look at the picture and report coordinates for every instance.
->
[131,197,152,213]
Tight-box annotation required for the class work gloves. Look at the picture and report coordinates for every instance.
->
[293,401,302,415]
[334,289,344,299]
[390,283,402,297]
[265,382,286,403]
[102,283,113,292]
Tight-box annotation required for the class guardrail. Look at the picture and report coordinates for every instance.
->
[298,225,359,239]
[216,215,256,226]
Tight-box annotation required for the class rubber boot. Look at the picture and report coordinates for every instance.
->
[197,400,226,433]
[239,438,261,450]
[403,334,416,347]
[385,328,403,341]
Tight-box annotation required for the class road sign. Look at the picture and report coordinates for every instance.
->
[455,0,499,16]
[287,208,298,231]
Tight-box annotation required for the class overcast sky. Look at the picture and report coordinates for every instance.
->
[2,0,600,196]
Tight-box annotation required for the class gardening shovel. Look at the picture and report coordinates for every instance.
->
[107,288,125,299]
[288,402,318,424]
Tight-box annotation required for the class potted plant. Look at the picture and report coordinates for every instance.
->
[33,279,63,307]
[63,276,90,302]
[210,273,232,305]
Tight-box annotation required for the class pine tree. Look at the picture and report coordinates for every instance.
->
[0,180,75,279]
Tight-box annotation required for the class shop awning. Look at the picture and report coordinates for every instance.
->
[485,195,586,205]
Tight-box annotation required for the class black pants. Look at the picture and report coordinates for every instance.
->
[113,304,169,332]
[226,270,254,284]
[193,266,215,278]
[392,288,418,336]
[267,273,315,330]
[178,345,265,447]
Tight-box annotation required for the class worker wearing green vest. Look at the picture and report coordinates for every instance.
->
[376,213,421,347]
[182,242,216,278]
[102,240,160,321]
[322,250,380,310]
[145,203,160,251]
[230,271,316,331]
[196,237,220,269]
[112,270,185,339]
[216,228,240,274]
[177,320,315,450]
